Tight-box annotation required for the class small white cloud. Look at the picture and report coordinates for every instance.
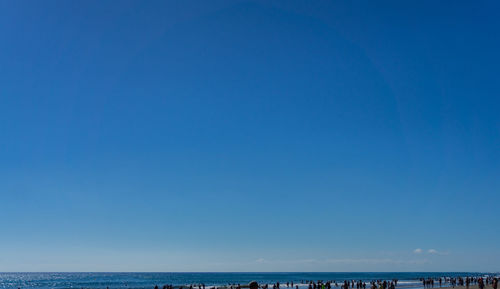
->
[255,258,266,263]
[427,249,450,255]
[414,248,423,254]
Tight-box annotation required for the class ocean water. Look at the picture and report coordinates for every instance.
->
[0,272,488,289]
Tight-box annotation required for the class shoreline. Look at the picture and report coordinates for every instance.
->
[1,273,498,289]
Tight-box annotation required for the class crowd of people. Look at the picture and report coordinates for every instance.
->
[421,277,498,289]
[152,276,498,289]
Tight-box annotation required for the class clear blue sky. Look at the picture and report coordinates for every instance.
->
[0,0,499,272]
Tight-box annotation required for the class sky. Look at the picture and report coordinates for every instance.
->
[0,0,499,272]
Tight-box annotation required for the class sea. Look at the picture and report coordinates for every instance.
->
[0,272,494,289]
